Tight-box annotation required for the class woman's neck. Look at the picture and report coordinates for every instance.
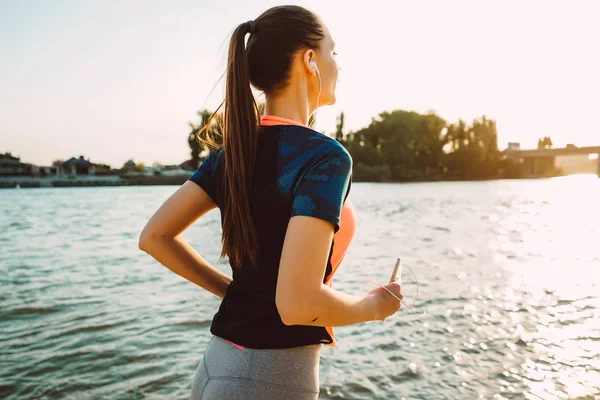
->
[264,78,315,126]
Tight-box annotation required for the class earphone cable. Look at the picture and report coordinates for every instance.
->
[345,261,425,316]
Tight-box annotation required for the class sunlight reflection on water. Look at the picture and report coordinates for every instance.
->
[1,176,598,399]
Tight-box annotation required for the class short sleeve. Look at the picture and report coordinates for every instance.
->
[290,148,352,233]
[188,148,223,204]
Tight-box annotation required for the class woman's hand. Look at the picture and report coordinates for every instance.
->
[367,282,403,321]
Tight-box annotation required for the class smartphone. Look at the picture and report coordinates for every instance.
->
[389,257,402,283]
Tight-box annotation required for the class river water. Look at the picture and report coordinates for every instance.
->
[1,176,599,399]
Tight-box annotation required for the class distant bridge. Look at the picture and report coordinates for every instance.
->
[503,146,600,177]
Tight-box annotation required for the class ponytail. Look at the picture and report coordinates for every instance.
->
[220,22,260,268]
[197,7,326,269]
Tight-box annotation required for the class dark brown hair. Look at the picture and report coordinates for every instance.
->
[197,6,326,268]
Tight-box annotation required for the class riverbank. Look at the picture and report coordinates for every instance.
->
[0,174,190,189]
[3,171,598,189]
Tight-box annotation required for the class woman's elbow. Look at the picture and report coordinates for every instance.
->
[138,233,150,252]
[278,307,303,326]
[277,305,299,326]
[138,228,158,252]
[276,293,314,326]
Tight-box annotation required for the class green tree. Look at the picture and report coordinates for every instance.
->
[335,112,345,142]
[188,110,210,169]
[188,101,266,168]
[188,109,224,168]
[133,162,146,172]
[352,110,446,181]
[442,116,500,180]
[537,136,553,149]
[341,109,500,182]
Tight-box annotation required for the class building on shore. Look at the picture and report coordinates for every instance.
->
[153,164,191,176]
[0,152,36,176]
[504,143,600,177]
[2,153,195,188]
[59,155,115,177]
[121,159,137,173]
[179,159,197,171]
[0,153,125,188]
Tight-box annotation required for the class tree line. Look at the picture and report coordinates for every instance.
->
[188,107,533,182]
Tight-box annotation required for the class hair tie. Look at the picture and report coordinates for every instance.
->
[247,20,256,34]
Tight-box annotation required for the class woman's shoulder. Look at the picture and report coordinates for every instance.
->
[279,125,352,164]
[202,147,224,171]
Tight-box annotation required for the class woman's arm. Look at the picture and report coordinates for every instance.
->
[138,181,232,298]
[276,215,380,327]
[139,235,231,299]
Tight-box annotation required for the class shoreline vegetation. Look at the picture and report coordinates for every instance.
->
[190,107,571,183]
[3,107,595,189]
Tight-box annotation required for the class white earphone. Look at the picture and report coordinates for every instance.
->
[309,60,321,126]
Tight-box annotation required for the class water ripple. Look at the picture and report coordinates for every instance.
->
[1,180,599,399]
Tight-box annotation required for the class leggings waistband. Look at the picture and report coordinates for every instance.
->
[191,335,321,399]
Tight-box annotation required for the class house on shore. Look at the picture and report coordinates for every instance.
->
[0,152,36,176]
[59,155,115,177]
[0,153,124,188]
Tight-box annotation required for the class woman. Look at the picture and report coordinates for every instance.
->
[139,5,403,399]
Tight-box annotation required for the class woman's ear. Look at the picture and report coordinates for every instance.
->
[302,49,318,76]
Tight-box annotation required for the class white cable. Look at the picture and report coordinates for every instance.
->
[309,64,422,317]
[313,68,321,127]
[346,261,426,316]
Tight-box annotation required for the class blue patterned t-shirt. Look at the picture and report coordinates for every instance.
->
[187,123,353,349]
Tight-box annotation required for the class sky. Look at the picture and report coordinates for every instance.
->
[1,0,598,168]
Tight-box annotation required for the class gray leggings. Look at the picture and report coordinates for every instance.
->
[190,335,321,399]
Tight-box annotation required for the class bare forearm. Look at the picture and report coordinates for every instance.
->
[140,236,231,298]
[283,285,378,327]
